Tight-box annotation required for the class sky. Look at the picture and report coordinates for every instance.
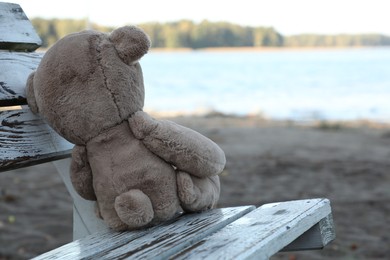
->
[11,0,390,35]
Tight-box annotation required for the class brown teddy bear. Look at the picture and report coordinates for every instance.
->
[25,26,226,231]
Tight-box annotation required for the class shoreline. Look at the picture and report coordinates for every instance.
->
[149,46,390,53]
[37,46,390,53]
[147,109,390,129]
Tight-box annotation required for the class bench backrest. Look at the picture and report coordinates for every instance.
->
[0,2,72,172]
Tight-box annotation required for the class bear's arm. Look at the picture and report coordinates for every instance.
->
[70,145,97,201]
[25,72,39,113]
[128,111,226,178]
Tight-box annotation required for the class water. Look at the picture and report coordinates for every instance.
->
[140,48,390,121]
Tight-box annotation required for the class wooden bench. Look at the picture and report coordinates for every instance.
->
[0,2,335,259]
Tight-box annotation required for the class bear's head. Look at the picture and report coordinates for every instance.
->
[26,26,151,145]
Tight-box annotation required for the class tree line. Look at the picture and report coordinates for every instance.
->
[31,18,390,49]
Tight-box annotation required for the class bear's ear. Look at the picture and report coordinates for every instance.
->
[25,71,39,114]
[109,26,151,65]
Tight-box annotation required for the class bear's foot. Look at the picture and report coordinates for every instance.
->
[177,171,220,212]
[114,189,154,229]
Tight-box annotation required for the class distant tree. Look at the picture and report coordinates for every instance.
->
[253,27,283,47]
[32,18,114,47]
[31,18,390,49]
[139,22,165,47]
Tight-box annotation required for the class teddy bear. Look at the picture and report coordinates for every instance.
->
[25,26,226,231]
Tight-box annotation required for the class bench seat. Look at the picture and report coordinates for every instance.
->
[33,199,334,260]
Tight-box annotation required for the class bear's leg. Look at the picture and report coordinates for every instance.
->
[114,189,154,229]
[177,171,221,212]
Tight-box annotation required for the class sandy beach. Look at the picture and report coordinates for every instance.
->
[1,115,389,259]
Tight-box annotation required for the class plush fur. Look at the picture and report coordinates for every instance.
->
[25,26,226,231]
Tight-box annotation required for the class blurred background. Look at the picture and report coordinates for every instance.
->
[1,1,390,259]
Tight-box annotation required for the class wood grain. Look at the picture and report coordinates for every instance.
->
[32,206,255,260]
[0,2,42,51]
[0,108,73,172]
[0,51,43,106]
[174,198,334,260]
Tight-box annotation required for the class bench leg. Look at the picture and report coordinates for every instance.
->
[53,159,109,240]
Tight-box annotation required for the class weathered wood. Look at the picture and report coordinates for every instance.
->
[0,51,42,106]
[174,198,334,260]
[0,2,42,51]
[32,206,255,260]
[281,213,335,252]
[0,108,73,172]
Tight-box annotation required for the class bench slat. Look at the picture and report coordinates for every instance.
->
[0,108,72,172]
[32,206,255,260]
[281,213,334,251]
[0,51,42,106]
[174,198,334,260]
[0,2,42,51]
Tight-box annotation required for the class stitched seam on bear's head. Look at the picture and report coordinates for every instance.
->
[95,36,122,119]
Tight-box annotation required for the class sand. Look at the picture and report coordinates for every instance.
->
[1,115,389,259]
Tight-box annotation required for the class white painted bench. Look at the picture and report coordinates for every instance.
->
[0,2,335,259]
